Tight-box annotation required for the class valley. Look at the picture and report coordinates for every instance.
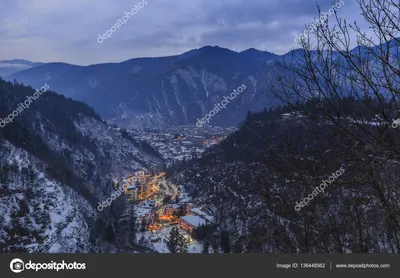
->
[1,0,400,258]
[107,125,231,253]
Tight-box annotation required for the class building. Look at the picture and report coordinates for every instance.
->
[180,203,192,214]
[138,182,152,198]
[164,203,191,217]
[179,215,206,233]
[124,182,138,198]
[126,180,159,200]
[190,208,214,223]
[164,204,180,216]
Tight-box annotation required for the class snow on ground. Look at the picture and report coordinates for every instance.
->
[136,225,204,253]
[136,203,152,218]
[187,239,203,253]
[0,142,94,253]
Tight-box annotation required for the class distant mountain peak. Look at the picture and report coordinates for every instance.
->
[200,45,223,50]
[240,48,278,56]
[199,45,237,53]
[241,48,260,53]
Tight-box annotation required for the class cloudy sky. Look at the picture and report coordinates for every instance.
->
[0,0,364,65]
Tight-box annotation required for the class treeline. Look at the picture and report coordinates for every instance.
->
[0,78,101,206]
[0,159,47,252]
[0,161,36,196]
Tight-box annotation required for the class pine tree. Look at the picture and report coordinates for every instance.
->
[10,161,18,182]
[167,227,178,253]
[220,231,231,253]
[167,227,187,253]
[178,205,186,217]
[194,224,206,240]
[233,238,243,253]
[0,163,10,189]
[26,165,36,200]
[104,223,115,242]
[140,218,147,232]
[27,165,36,188]
[210,236,219,253]
[21,166,28,189]
[126,205,137,246]
[202,240,210,253]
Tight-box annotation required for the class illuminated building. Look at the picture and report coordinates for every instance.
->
[179,215,206,233]
[164,204,180,216]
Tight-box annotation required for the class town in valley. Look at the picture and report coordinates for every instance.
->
[110,124,234,252]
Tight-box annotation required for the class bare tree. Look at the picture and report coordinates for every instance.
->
[264,0,400,252]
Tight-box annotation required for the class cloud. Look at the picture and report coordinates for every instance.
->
[0,0,366,65]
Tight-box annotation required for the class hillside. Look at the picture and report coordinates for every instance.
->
[169,100,400,252]
[0,78,162,252]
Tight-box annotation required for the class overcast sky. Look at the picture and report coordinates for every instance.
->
[0,0,365,65]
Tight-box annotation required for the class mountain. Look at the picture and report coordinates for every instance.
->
[6,46,282,129]
[240,48,278,63]
[0,77,162,252]
[0,59,45,78]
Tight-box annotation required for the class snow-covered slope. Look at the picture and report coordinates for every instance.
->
[0,78,163,252]
[0,140,94,252]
